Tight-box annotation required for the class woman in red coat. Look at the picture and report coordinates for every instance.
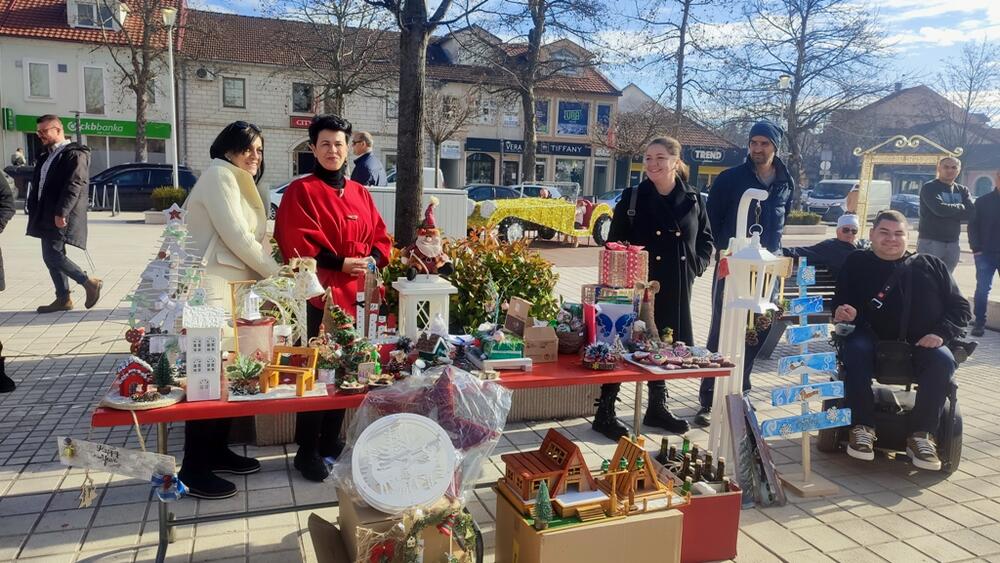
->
[274,115,391,481]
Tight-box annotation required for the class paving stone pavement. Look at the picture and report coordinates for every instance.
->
[1,214,999,562]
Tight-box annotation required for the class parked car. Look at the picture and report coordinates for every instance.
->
[268,175,309,219]
[596,189,625,207]
[90,163,197,211]
[387,167,445,189]
[465,184,520,202]
[805,179,891,222]
[891,193,920,218]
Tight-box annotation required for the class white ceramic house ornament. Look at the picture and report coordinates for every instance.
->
[391,277,458,340]
[182,303,227,401]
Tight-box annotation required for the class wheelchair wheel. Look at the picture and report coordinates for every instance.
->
[938,401,962,475]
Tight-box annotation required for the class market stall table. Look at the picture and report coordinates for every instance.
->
[90,355,730,563]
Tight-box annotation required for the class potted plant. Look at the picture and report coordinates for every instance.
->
[151,186,188,211]
[152,354,175,394]
[226,354,264,395]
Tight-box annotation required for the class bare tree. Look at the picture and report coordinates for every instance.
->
[709,0,894,196]
[262,0,398,116]
[470,0,606,183]
[933,39,1000,150]
[364,0,485,246]
[590,102,674,163]
[96,0,175,162]
[422,83,480,187]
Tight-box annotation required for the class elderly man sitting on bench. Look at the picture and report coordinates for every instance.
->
[782,213,861,277]
[831,210,970,470]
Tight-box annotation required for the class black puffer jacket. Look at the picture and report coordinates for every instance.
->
[0,172,16,290]
[27,143,91,249]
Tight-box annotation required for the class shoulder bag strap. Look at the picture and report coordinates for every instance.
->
[898,258,913,341]
[627,185,639,229]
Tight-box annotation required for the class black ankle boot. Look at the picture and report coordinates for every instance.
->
[592,385,629,441]
[211,448,261,475]
[643,387,690,434]
[294,447,330,482]
[0,357,14,394]
[179,467,237,500]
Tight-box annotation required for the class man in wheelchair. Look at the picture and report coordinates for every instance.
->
[831,210,971,471]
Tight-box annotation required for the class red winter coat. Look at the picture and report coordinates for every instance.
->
[273,175,391,314]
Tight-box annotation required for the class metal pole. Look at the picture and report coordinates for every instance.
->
[166,25,180,190]
[156,422,170,563]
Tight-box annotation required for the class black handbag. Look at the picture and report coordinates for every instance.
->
[869,256,915,383]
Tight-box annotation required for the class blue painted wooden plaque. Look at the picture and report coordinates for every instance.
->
[760,407,852,438]
[788,295,824,315]
[785,324,831,345]
[771,381,844,407]
[797,262,816,287]
[778,352,837,376]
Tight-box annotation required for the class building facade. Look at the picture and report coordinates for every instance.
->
[0,0,177,175]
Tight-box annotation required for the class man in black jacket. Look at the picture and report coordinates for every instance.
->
[969,172,1000,336]
[832,210,970,471]
[0,171,16,392]
[349,131,387,187]
[782,213,860,277]
[917,157,973,273]
[26,115,102,313]
[695,119,795,426]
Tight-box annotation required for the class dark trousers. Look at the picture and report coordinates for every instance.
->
[842,327,955,436]
[180,418,232,474]
[973,253,1000,328]
[600,380,667,403]
[40,237,88,297]
[698,262,761,408]
[296,303,345,456]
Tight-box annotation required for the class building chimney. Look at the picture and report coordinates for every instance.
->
[894,82,902,92]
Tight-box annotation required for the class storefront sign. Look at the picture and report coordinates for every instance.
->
[596,104,612,130]
[540,141,591,156]
[2,108,13,131]
[557,101,589,136]
[441,140,461,160]
[691,148,723,162]
[503,111,519,128]
[535,100,550,134]
[289,116,313,129]
[10,114,171,139]
[464,137,592,157]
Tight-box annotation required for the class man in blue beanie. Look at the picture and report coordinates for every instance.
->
[694,119,795,427]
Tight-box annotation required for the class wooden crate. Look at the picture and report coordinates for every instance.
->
[507,384,600,422]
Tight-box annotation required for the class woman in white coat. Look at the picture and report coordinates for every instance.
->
[179,121,280,499]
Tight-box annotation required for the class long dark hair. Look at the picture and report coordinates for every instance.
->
[210,121,265,184]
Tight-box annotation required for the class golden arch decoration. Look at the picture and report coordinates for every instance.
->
[851,135,963,232]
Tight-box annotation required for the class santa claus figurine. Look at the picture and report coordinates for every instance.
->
[404,197,454,281]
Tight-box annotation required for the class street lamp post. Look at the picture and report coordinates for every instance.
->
[777,74,792,131]
[162,7,179,190]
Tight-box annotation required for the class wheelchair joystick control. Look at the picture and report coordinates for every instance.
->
[834,323,856,338]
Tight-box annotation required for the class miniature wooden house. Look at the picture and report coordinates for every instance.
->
[598,435,666,501]
[182,303,227,402]
[499,429,604,520]
[415,332,450,361]
[113,356,153,397]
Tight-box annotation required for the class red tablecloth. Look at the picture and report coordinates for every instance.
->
[91,354,730,427]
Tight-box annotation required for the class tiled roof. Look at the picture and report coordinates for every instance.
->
[0,0,181,48]
[180,10,620,97]
[673,114,737,148]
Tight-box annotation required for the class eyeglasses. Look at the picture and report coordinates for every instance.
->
[352,140,364,145]
[35,125,60,135]
[840,228,858,234]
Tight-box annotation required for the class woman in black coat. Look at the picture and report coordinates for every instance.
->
[591,136,714,440]
[0,172,17,392]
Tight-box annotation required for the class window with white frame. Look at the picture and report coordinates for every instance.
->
[83,66,105,114]
[191,358,204,372]
[477,98,497,125]
[205,357,217,373]
[26,61,52,99]
[292,83,314,113]
[222,77,246,108]
[76,2,114,29]
[191,337,203,353]
[205,337,217,353]
[386,92,399,120]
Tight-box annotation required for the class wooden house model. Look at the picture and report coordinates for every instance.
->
[113,356,153,397]
[498,429,607,521]
[415,332,450,361]
[596,435,669,513]
[182,303,227,401]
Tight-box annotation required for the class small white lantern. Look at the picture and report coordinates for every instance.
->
[242,289,263,321]
[727,232,781,314]
[392,277,458,340]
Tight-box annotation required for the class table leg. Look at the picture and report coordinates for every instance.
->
[633,381,643,436]
[156,422,170,563]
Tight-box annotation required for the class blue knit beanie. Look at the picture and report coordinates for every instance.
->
[749,120,783,150]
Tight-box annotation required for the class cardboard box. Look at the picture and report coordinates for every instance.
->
[335,488,464,562]
[522,321,557,363]
[494,491,682,563]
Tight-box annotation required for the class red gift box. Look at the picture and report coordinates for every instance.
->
[599,243,649,288]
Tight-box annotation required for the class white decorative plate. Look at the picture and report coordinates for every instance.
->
[351,413,457,514]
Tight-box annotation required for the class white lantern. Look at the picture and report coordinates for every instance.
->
[727,232,781,315]
[392,277,458,340]
[242,289,263,321]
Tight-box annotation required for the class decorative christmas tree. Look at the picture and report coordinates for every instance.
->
[533,480,553,530]
[153,354,175,393]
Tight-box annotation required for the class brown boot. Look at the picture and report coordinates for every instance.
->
[37,296,73,314]
[83,278,103,309]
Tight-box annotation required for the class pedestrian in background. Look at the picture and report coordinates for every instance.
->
[968,171,1000,337]
[349,131,387,187]
[26,115,102,313]
[917,156,973,273]
[0,171,16,392]
[10,148,26,167]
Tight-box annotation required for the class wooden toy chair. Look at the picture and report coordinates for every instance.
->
[261,346,318,396]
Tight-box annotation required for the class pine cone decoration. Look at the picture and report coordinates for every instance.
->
[746,329,759,347]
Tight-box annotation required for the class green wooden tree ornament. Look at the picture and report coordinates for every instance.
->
[601,459,611,473]
[533,481,553,530]
[153,354,174,393]
[618,456,628,471]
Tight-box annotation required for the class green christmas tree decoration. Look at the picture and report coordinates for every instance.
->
[533,480,553,530]
[601,459,611,473]
[618,456,628,471]
[153,354,175,392]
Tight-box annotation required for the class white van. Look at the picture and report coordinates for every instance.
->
[805,179,891,221]
[386,167,445,189]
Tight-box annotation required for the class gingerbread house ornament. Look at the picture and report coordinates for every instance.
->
[182,303,227,401]
[113,356,154,397]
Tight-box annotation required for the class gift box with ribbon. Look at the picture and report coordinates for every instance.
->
[599,242,649,288]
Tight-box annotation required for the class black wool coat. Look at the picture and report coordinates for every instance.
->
[608,177,714,344]
[27,143,91,249]
[0,172,16,290]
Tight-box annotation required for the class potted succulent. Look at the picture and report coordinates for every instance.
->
[226,354,264,395]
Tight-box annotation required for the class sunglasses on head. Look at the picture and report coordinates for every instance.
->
[230,120,262,133]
